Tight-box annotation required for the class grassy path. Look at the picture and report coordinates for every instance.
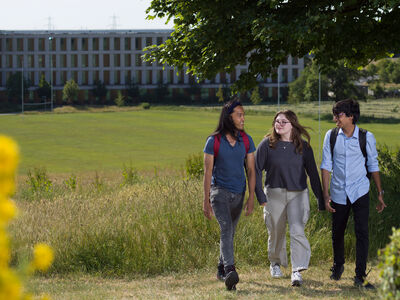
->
[28,265,379,299]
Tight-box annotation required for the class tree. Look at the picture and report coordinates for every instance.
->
[145,1,400,92]
[37,74,51,100]
[125,77,140,104]
[250,86,262,105]
[91,80,108,103]
[5,72,30,100]
[62,79,79,104]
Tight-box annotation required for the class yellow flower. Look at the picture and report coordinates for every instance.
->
[0,135,19,177]
[0,269,22,300]
[0,231,10,268]
[32,244,54,272]
[0,198,17,225]
[0,179,15,198]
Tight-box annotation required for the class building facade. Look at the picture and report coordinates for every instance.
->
[0,30,304,103]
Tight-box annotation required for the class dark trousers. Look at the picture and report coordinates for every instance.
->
[331,193,369,278]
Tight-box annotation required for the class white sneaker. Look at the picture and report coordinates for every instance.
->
[270,263,283,278]
[291,271,303,286]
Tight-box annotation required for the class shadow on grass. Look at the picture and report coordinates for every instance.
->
[317,113,400,124]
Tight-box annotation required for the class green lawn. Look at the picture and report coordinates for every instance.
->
[0,107,399,174]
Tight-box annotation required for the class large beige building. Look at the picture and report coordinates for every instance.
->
[0,30,304,103]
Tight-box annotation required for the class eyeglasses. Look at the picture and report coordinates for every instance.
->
[275,120,290,125]
[333,112,346,118]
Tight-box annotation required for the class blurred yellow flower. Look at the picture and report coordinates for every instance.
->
[0,135,19,177]
[0,179,15,198]
[32,244,54,272]
[0,198,17,224]
[0,269,22,299]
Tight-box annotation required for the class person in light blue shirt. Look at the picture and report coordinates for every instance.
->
[321,99,386,289]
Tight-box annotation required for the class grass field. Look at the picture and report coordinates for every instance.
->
[1,100,400,175]
[27,265,380,299]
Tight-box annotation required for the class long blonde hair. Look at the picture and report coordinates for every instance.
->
[266,110,311,153]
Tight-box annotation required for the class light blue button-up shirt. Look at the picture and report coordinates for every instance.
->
[321,125,379,204]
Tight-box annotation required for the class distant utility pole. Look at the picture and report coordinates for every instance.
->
[110,15,118,29]
[47,17,54,30]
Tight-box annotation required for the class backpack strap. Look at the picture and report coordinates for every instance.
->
[358,128,367,158]
[239,131,250,155]
[213,134,221,159]
[329,127,339,158]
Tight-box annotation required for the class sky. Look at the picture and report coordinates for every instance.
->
[0,0,173,30]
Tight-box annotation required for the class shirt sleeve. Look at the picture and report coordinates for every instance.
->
[247,135,256,154]
[255,138,268,204]
[203,136,215,155]
[366,131,379,172]
[320,129,333,172]
[304,144,325,210]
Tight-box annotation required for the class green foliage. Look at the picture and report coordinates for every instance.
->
[26,167,52,197]
[121,164,141,185]
[62,79,79,104]
[216,85,224,103]
[63,174,77,191]
[185,153,203,179]
[91,80,108,102]
[37,74,51,100]
[114,91,125,107]
[6,72,30,100]
[145,1,400,92]
[378,227,400,300]
[250,86,262,105]
[140,102,150,109]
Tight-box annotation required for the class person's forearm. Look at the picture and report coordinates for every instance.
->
[321,169,331,198]
[371,171,383,194]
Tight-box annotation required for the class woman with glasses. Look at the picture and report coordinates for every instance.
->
[255,110,324,287]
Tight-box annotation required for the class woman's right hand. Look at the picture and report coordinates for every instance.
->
[203,198,213,220]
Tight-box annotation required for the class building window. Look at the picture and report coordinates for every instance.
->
[146,70,152,84]
[28,55,34,68]
[93,71,100,82]
[178,70,184,84]
[136,70,142,84]
[60,71,67,84]
[114,38,120,50]
[6,55,13,68]
[82,38,88,51]
[17,38,23,51]
[61,54,67,68]
[38,38,45,51]
[71,55,78,68]
[92,38,99,51]
[135,37,142,50]
[39,55,45,68]
[292,68,299,80]
[72,71,78,82]
[81,54,88,68]
[135,54,142,66]
[114,71,120,84]
[6,38,13,51]
[60,38,66,51]
[114,54,120,67]
[93,54,99,67]
[220,72,226,84]
[124,37,131,50]
[51,55,56,68]
[282,68,288,83]
[146,37,153,47]
[104,70,110,84]
[167,69,174,84]
[103,38,110,51]
[157,37,163,45]
[103,54,110,67]
[28,39,34,51]
[49,38,56,51]
[71,38,77,51]
[29,72,35,84]
[292,57,298,65]
[17,55,23,68]
[157,70,163,83]
[124,54,131,67]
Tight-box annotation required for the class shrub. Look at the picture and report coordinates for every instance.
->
[26,167,52,196]
[185,153,203,179]
[64,174,77,191]
[114,91,125,107]
[122,164,140,185]
[140,102,150,110]
[379,227,400,300]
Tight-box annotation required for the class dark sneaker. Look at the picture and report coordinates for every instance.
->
[354,276,375,289]
[216,264,225,281]
[330,264,344,280]
[224,265,239,291]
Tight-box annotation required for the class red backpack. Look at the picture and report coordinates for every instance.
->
[213,131,250,159]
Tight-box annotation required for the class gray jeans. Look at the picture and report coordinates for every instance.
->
[210,186,244,267]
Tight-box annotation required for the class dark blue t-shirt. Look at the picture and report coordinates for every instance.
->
[204,132,256,194]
